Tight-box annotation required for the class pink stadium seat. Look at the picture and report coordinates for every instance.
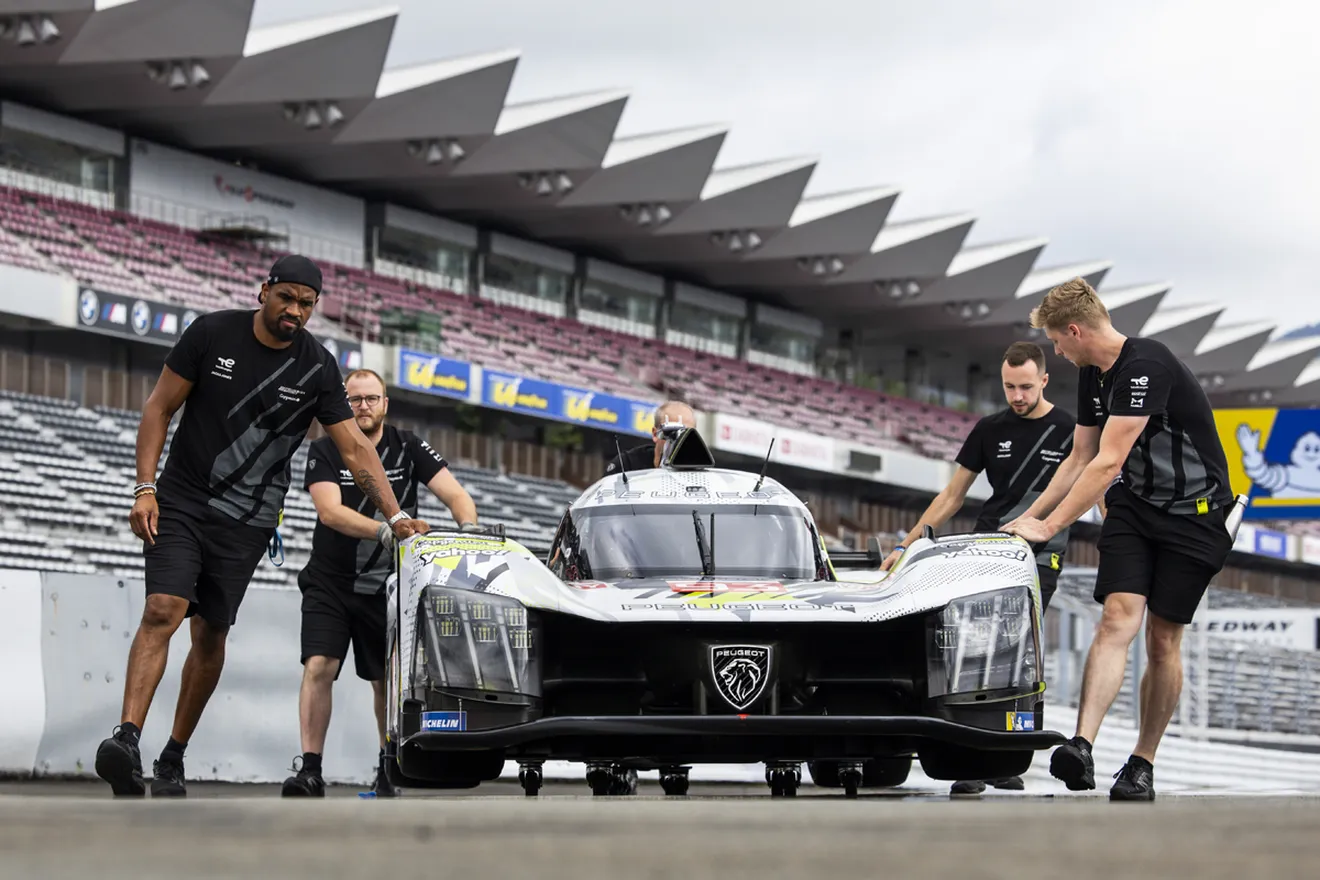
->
[0,182,989,457]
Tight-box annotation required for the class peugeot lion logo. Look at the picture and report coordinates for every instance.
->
[709,644,772,710]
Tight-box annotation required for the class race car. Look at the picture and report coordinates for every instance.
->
[382,426,1066,797]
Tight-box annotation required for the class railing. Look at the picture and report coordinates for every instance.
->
[126,190,366,269]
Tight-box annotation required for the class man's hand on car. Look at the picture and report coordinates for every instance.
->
[391,517,429,541]
[879,546,905,571]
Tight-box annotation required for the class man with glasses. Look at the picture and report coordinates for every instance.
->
[281,368,478,797]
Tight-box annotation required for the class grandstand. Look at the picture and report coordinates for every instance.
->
[0,0,1319,760]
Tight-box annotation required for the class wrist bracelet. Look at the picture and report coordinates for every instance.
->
[134,482,156,497]
[387,510,408,526]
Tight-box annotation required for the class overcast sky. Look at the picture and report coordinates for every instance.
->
[253,0,1320,333]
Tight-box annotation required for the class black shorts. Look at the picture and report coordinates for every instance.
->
[1093,485,1233,625]
[297,568,387,682]
[143,500,273,628]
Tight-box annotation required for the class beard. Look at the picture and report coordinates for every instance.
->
[266,313,301,341]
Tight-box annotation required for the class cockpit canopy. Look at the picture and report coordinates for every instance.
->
[554,502,820,582]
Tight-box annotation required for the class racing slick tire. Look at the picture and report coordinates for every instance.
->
[807,757,912,789]
[390,745,505,789]
[916,743,1033,782]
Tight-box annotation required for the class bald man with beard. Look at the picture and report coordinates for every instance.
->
[605,401,697,475]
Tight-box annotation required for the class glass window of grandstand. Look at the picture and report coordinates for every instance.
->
[0,127,117,199]
[666,302,742,357]
[749,321,818,373]
[374,226,471,294]
[578,278,660,338]
[481,252,570,317]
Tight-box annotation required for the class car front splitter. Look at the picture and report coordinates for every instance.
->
[401,714,1067,753]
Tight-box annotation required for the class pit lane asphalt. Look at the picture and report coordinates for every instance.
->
[2,780,1316,879]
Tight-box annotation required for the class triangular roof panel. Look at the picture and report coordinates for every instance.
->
[656,156,817,236]
[746,185,899,260]
[333,49,518,143]
[1223,337,1320,392]
[448,89,628,177]
[558,124,726,207]
[602,123,727,168]
[698,155,817,202]
[493,88,629,136]
[203,6,396,105]
[1100,282,1170,335]
[58,0,252,64]
[911,236,1049,307]
[1141,302,1224,357]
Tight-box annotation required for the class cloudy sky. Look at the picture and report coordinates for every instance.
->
[252,0,1319,332]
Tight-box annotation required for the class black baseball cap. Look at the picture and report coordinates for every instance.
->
[266,254,322,295]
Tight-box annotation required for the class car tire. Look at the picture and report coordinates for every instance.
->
[917,744,1034,781]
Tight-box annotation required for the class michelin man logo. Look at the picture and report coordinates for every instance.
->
[1237,425,1320,498]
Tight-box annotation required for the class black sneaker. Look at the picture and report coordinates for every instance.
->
[1110,757,1155,801]
[281,757,325,798]
[371,760,398,798]
[151,757,187,798]
[990,776,1025,791]
[950,780,987,795]
[94,726,145,797]
[1049,736,1096,791]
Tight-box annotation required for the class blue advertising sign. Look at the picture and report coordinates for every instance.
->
[1253,528,1290,560]
[482,368,656,437]
[396,350,473,401]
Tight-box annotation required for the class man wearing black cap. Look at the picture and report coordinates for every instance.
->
[94,255,431,799]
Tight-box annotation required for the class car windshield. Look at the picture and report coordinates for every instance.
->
[572,503,817,581]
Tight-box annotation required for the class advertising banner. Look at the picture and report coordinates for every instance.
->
[1214,407,1320,520]
[318,334,363,373]
[1190,609,1320,652]
[76,287,197,345]
[710,412,837,472]
[1302,535,1320,567]
[396,350,473,401]
[76,288,359,371]
[1252,527,1291,560]
[482,369,656,437]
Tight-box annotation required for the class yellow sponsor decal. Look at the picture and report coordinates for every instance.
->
[681,591,800,608]
[565,391,619,426]
[404,357,469,394]
[632,408,655,434]
[490,378,549,411]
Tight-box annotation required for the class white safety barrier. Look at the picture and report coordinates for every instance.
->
[4,568,1320,794]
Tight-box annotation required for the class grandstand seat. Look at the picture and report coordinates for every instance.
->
[0,182,984,460]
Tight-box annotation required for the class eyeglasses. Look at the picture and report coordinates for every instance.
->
[348,394,383,408]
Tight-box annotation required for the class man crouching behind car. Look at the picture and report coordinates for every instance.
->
[605,400,697,475]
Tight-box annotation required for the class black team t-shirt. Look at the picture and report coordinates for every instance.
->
[955,405,1078,565]
[155,309,353,530]
[1076,335,1233,516]
[301,424,448,594]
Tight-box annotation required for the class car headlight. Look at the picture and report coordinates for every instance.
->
[417,586,541,697]
[927,586,1040,698]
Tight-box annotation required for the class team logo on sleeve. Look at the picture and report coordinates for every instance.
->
[1129,375,1148,408]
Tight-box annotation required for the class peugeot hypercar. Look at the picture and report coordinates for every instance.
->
[383,428,1066,797]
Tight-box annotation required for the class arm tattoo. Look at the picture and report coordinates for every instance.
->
[354,468,388,512]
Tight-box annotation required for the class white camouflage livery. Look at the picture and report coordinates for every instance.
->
[385,466,1045,707]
